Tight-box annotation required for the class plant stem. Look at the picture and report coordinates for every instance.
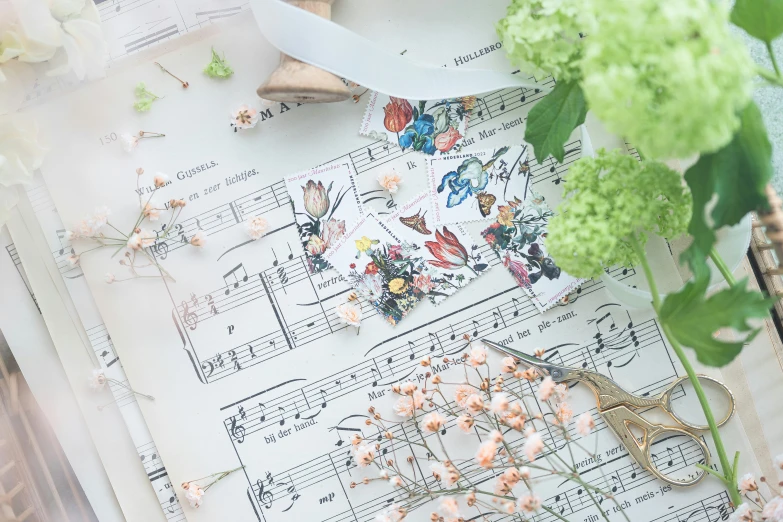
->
[709,248,736,287]
[630,236,741,507]
[766,41,781,78]
[757,66,783,87]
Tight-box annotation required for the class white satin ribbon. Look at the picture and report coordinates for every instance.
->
[249,0,542,99]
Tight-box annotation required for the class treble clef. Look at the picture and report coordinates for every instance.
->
[230,416,245,444]
[181,300,198,330]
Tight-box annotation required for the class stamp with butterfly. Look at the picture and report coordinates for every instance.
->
[385,192,492,305]
[427,145,530,225]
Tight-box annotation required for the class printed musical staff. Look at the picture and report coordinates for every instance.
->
[222,310,662,445]
[4,243,39,311]
[178,238,633,383]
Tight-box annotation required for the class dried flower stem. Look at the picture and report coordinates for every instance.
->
[155,62,189,88]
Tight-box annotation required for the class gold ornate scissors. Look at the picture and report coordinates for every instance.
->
[482,339,735,486]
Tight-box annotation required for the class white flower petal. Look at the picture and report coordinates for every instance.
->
[60,19,106,80]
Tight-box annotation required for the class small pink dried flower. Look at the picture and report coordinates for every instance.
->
[336,302,362,328]
[576,412,595,436]
[422,412,446,433]
[105,273,116,284]
[350,433,362,446]
[153,173,169,188]
[464,394,484,415]
[518,494,541,513]
[454,384,473,407]
[400,382,417,395]
[738,473,758,494]
[190,231,207,247]
[538,376,557,401]
[501,356,517,373]
[490,392,509,414]
[556,402,573,424]
[420,355,431,367]
[377,170,402,193]
[438,497,460,518]
[524,429,544,462]
[354,444,375,467]
[67,254,80,267]
[489,429,503,443]
[456,414,474,433]
[89,368,107,389]
[245,216,269,240]
[468,345,487,367]
[183,482,205,508]
[475,440,497,469]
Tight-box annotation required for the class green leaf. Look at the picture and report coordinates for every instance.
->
[683,102,773,267]
[524,80,587,164]
[731,0,783,43]
[660,270,773,366]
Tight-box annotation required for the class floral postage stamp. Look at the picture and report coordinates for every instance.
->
[359,92,475,155]
[428,145,530,225]
[385,192,492,305]
[284,162,363,274]
[325,213,428,326]
[481,190,587,312]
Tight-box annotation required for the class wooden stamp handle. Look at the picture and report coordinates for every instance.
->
[256,0,351,103]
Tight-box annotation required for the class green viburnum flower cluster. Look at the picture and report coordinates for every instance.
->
[581,0,754,160]
[496,0,587,82]
[499,0,755,161]
[133,82,161,112]
[204,48,233,79]
[547,150,692,279]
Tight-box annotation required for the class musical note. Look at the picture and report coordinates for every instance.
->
[492,311,502,329]
[320,389,328,409]
[511,297,521,317]
[271,247,279,266]
[448,324,456,341]
[223,264,249,295]
[278,407,286,425]
[428,332,439,353]
[367,147,376,161]
[407,341,416,360]
[55,229,74,256]
[498,93,506,111]
[370,368,379,387]
[258,403,266,422]
[287,243,294,260]
[472,320,480,337]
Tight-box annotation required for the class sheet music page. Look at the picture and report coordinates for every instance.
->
[26,5,761,521]
[0,226,126,521]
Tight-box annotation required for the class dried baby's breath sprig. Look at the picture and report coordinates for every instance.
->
[181,465,244,508]
[89,368,154,410]
[67,168,203,284]
[350,344,627,522]
[204,48,234,79]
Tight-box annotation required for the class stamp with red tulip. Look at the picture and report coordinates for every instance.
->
[284,161,364,274]
[428,145,530,225]
[359,92,474,156]
[384,192,492,305]
[325,212,428,326]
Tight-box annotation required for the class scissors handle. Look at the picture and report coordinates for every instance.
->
[601,405,710,487]
[659,375,735,431]
[569,369,662,411]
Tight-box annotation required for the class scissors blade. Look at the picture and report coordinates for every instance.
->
[481,338,575,381]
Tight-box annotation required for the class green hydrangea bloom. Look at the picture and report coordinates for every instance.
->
[133,97,154,112]
[547,150,692,279]
[204,48,233,78]
[133,82,161,112]
[580,0,754,159]
[496,0,587,81]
